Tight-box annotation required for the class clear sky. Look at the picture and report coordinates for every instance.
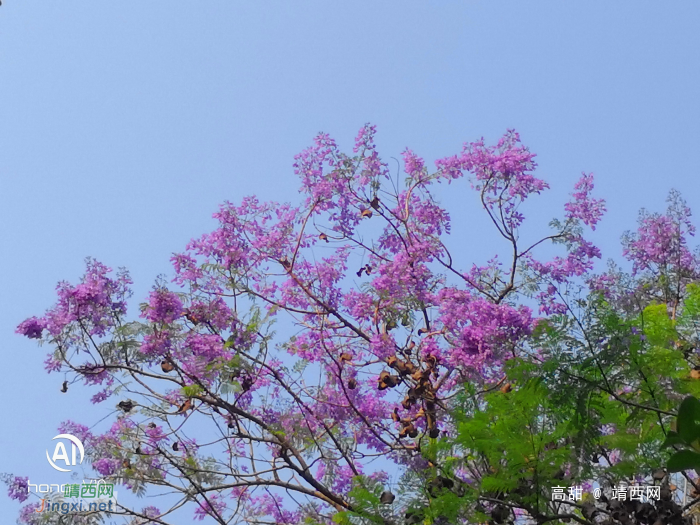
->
[1,1,699,522]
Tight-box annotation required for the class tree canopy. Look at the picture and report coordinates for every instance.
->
[6,125,700,525]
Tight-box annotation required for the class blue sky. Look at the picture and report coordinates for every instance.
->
[1,1,700,522]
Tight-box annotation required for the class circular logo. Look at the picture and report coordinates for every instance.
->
[46,434,85,472]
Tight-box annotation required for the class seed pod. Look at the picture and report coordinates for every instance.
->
[161,360,174,373]
[379,490,395,504]
[400,422,418,438]
[175,399,193,415]
[360,209,373,218]
[378,371,400,390]
[402,395,415,410]
[117,400,135,412]
[339,352,353,363]
[500,383,512,393]
[347,378,357,390]
[319,233,329,242]
[370,197,381,211]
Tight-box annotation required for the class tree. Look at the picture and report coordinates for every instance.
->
[6,124,636,525]
[410,191,700,525]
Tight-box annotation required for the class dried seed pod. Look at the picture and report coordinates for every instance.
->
[378,371,400,390]
[411,369,425,382]
[347,378,357,390]
[117,400,135,412]
[175,399,193,415]
[423,354,438,368]
[370,196,381,210]
[319,232,329,242]
[379,490,395,504]
[339,352,353,363]
[400,422,417,438]
[360,209,373,218]
[161,360,174,373]
[500,383,512,393]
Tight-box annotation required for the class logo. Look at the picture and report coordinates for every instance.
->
[46,434,84,472]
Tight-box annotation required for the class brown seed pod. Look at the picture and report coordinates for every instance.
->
[360,209,373,218]
[339,352,353,363]
[399,422,417,438]
[402,395,416,410]
[175,399,193,415]
[379,490,395,504]
[161,360,174,373]
[370,197,381,211]
[319,232,329,242]
[500,383,513,393]
[347,378,357,390]
[378,371,400,390]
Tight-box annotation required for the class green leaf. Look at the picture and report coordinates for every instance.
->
[677,396,700,444]
[660,431,685,449]
[182,384,204,398]
[332,512,349,524]
[668,450,700,472]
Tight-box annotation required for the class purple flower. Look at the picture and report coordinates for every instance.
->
[93,457,120,477]
[194,493,226,521]
[143,289,183,324]
[6,475,29,502]
[564,173,606,230]
[16,317,46,339]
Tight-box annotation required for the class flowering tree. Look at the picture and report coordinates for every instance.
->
[10,123,688,525]
[418,191,700,525]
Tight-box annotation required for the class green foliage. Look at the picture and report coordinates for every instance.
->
[182,384,204,398]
